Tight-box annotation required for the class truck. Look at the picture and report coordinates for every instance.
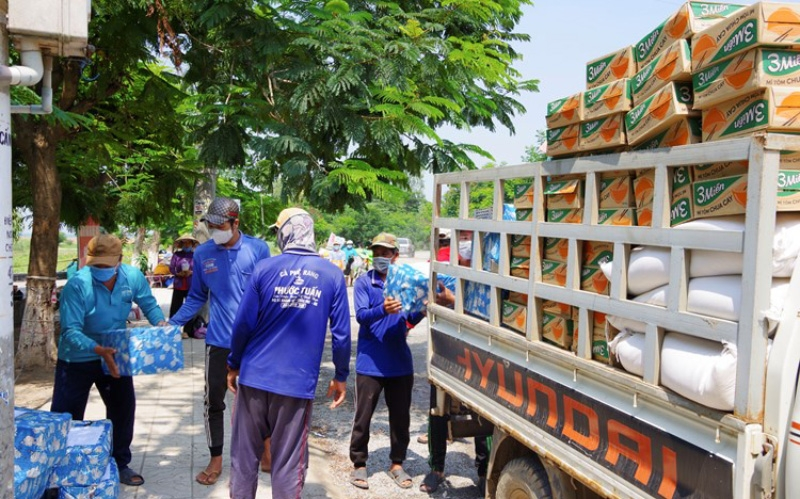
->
[426,133,800,498]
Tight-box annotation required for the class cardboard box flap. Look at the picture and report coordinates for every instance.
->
[545,178,581,195]
[584,79,631,110]
[587,46,635,88]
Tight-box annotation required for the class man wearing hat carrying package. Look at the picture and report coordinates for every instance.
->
[52,233,168,487]
[169,197,272,485]
[227,207,351,498]
[348,232,426,490]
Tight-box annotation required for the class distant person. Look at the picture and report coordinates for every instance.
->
[227,207,351,499]
[349,233,425,491]
[436,230,451,262]
[168,197,272,486]
[343,239,359,286]
[51,234,168,487]
[328,242,346,271]
[169,234,200,338]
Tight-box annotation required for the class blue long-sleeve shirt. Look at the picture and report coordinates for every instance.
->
[227,249,351,399]
[169,233,270,349]
[354,269,424,377]
[58,264,165,363]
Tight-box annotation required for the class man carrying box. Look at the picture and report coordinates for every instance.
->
[52,233,168,487]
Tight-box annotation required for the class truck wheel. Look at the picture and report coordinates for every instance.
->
[496,457,552,499]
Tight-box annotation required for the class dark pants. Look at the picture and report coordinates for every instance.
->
[205,345,230,456]
[169,288,189,318]
[230,383,313,499]
[51,359,136,471]
[427,385,489,476]
[349,373,414,468]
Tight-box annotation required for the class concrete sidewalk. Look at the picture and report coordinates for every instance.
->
[81,289,343,499]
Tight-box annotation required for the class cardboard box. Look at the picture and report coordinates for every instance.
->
[639,1,745,68]
[701,87,800,142]
[542,259,567,287]
[594,311,608,329]
[508,291,528,305]
[546,92,584,128]
[598,208,637,226]
[692,2,800,72]
[516,208,533,222]
[584,79,633,120]
[580,113,627,151]
[671,185,695,225]
[631,117,702,150]
[631,39,692,104]
[502,300,527,334]
[543,300,573,317]
[583,240,614,267]
[693,160,749,181]
[673,165,693,191]
[778,189,800,210]
[546,124,581,157]
[511,256,531,279]
[513,182,533,209]
[542,312,574,348]
[592,327,611,362]
[510,234,532,257]
[625,82,697,145]
[547,208,583,224]
[545,179,583,209]
[599,175,635,208]
[633,170,656,208]
[581,265,610,295]
[694,48,800,110]
[637,206,654,226]
[781,149,800,169]
[692,174,748,217]
[544,237,569,262]
[587,46,636,89]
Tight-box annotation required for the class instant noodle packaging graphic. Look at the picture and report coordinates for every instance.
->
[636,1,744,68]
[587,46,635,89]
[583,240,614,267]
[502,300,527,334]
[542,312,574,349]
[634,171,656,208]
[546,123,581,157]
[546,92,584,128]
[544,237,569,262]
[625,82,697,145]
[692,2,800,72]
[545,178,583,209]
[581,266,610,295]
[599,175,635,208]
[513,181,534,209]
[547,208,584,224]
[583,79,633,120]
[701,86,800,142]
[631,39,692,105]
[671,185,695,225]
[510,234,532,258]
[631,117,702,150]
[580,113,627,152]
[694,48,800,110]
[542,259,568,287]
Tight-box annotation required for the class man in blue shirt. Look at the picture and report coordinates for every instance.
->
[52,234,167,487]
[349,232,425,491]
[343,239,359,286]
[169,197,271,486]
[227,207,351,499]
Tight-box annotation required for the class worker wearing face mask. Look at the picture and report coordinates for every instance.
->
[52,234,168,487]
[169,197,272,486]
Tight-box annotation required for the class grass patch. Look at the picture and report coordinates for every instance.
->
[13,237,136,274]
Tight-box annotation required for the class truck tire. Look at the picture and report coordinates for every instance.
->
[496,457,552,499]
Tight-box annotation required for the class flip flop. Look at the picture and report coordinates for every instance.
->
[420,471,445,493]
[119,467,145,486]
[195,469,221,486]
[350,467,369,490]
[387,468,413,489]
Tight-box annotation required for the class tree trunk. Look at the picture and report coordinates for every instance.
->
[131,226,146,272]
[14,124,61,370]
[147,229,161,269]
[192,167,216,243]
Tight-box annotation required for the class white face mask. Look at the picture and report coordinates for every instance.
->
[210,228,233,245]
[458,240,473,260]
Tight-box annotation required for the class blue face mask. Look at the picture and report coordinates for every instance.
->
[90,265,118,283]
[373,256,392,274]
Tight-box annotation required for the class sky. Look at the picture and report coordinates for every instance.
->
[424,0,798,197]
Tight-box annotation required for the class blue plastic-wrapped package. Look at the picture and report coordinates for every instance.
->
[58,460,119,499]
[384,264,429,314]
[100,325,184,375]
[14,458,51,499]
[48,419,113,488]
[14,407,71,468]
[464,281,492,320]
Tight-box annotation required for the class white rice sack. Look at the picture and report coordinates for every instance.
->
[606,285,668,333]
[607,330,645,377]
[600,246,671,296]
[660,332,737,411]
[682,214,800,278]
[687,276,789,329]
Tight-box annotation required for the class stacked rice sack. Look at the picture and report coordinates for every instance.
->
[602,214,800,410]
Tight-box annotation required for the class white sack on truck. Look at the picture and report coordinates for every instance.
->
[608,330,645,376]
[606,276,790,333]
[660,332,736,412]
[600,246,670,296]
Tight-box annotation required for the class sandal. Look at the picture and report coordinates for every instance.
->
[119,466,145,486]
[420,471,445,493]
[350,467,369,490]
[195,469,221,486]
[387,467,413,489]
